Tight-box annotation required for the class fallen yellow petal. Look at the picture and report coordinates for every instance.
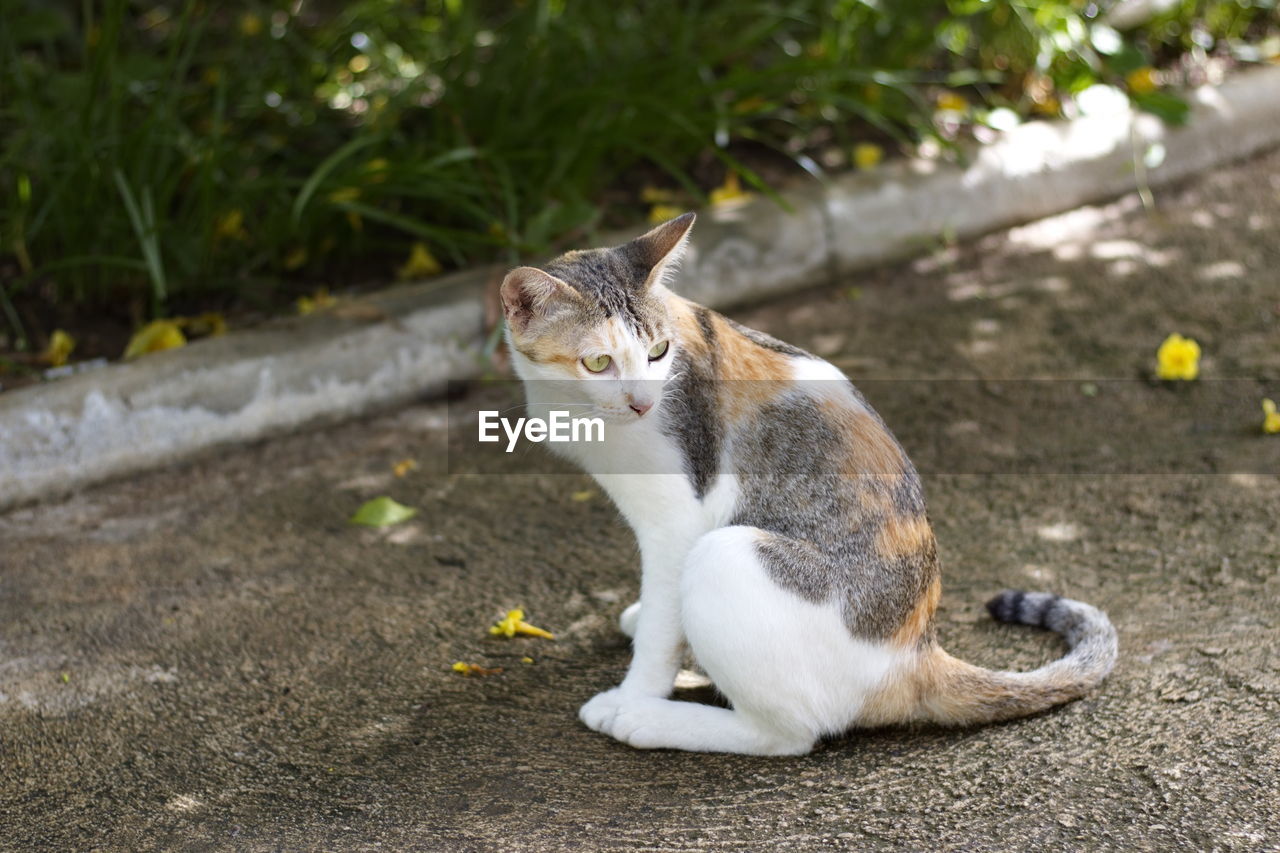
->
[41,330,76,367]
[283,246,309,270]
[452,661,503,676]
[852,143,884,171]
[392,458,418,477]
[398,242,443,280]
[1032,96,1061,117]
[1126,67,1159,95]
[327,186,361,204]
[641,186,677,204]
[214,209,248,242]
[1156,333,1201,381]
[123,320,187,360]
[514,619,555,640]
[1263,399,1280,434]
[238,12,263,37]
[489,608,554,640]
[296,287,338,316]
[710,173,752,207]
[182,312,226,337]
[648,203,684,224]
[570,489,595,502]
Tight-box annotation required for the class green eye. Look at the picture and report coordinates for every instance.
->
[582,354,612,373]
[648,340,670,361]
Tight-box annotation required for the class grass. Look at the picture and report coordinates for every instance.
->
[1,0,1276,351]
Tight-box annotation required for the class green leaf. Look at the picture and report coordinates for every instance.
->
[1132,91,1190,125]
[350,497,418,527]
[291,135,385,227]
[1106,44,1149,76]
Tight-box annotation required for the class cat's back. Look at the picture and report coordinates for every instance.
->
[665,302,937,641]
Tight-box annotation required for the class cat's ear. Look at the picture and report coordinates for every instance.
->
[630,212,695,289]
[500,266,580,333]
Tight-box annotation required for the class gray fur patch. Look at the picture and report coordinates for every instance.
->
[728,393,936,640]
[659,307,721,498]
[723,316,811,358]
[544,248,663,339]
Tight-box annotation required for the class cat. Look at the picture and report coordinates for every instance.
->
[499,212,1117,755]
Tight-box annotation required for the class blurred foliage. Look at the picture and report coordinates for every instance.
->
[1,0,1276,343]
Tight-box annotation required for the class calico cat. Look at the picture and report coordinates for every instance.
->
[499,212,1117,755]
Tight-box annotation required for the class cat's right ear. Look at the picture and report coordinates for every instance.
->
[631,211,695,290]
[500,266,579,333]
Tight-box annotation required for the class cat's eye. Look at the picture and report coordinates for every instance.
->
[648,340,670,361]
[582,354,612,373]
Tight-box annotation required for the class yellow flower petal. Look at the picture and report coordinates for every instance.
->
[392,458,418,477]
[123,320,187,360]
[640,186,677,204]
[1263,399,1280,434]
[648,203,684,224]
[397,242,442,280]
[710,173,752,207]
[182,312,227,337]
[452,661,502,676]
[327,186,361,204]
[363,157,389,183]
[852,143,884,171]
[238,13,263,37]
[214,209,247,242]
[936,92,969,112]
[41,330,76,367]
[489,608,554,640]
[570,489,595,502]
[296,287,337,316]
[1155,333,1201,381]
[1126,67,1158,95]
[283,246,309,270]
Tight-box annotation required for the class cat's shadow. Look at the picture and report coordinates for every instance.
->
[671,668,731,709]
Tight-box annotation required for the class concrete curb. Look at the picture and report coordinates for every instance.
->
[3,65,1279,510]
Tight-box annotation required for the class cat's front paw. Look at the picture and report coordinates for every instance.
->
[579,693,675,749]
[579,688,627,734]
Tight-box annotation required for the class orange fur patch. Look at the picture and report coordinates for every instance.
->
[859,643,1094,728]
[712,313,793,423]
[669,299,711,357]
[890,575,941,649]
[517,339,581,371]
[875,515,934,561]
[819,399,904,482]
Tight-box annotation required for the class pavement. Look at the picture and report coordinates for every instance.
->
[3,149,1279,851]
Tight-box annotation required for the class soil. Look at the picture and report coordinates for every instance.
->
[1,148,1278,850]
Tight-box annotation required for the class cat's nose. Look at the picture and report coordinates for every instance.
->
[627,396,653,417]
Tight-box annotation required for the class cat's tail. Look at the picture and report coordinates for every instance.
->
[864,590,1118,727]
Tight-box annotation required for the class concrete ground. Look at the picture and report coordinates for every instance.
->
[3,150,1279,852]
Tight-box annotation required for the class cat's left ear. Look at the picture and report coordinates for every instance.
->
[630,212,695,289]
